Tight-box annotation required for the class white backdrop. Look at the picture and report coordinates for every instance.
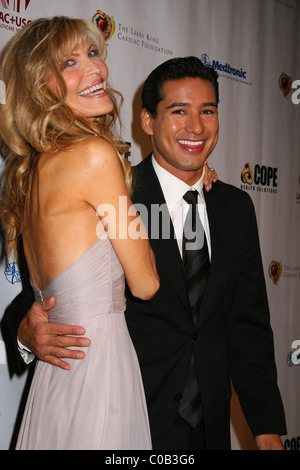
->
[0,0,299,450]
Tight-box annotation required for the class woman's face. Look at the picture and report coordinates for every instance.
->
[47,40,113,118]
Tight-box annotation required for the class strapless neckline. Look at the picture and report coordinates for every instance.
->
[30,237,104,298]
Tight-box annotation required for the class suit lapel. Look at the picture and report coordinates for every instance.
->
[132,156,190,310]
[197,182,229,325]
[204,181,231,272]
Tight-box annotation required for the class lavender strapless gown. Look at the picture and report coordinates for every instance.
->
[16,235,151,450]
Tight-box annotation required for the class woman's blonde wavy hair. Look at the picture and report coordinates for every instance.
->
[0,16,131,259]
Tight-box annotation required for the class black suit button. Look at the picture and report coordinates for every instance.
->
[193,332,198,341]
[173,393,183,402]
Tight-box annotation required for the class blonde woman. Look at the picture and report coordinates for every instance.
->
[0,16,160,450]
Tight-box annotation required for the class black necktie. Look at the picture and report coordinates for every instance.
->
[177,190,210,429]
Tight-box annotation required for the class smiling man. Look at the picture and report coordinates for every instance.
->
[125,57,286,449]
[141,76,219,183]
[8,56,286,450]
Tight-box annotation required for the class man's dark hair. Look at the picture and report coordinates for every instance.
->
[141,56,219,117]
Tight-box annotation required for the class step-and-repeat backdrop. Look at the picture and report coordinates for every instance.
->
[0,0,299,450]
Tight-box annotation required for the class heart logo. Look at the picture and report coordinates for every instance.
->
[268,260,282,285]
[279,72,292,98]
[92,10,115,43]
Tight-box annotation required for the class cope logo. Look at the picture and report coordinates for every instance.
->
[92,10,115,42]
[240,162,278,194]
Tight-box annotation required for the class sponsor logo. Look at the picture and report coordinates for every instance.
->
[240,162,278,194]
[284,436,300,451]
[268,260,300,285]
[268,260,282,285]
[201,53,252,86]
[279,72,293,97]
[0,0,31,13]
[279,72,300,104]
[4,261,21,284]
[97,10,173,56]
[0,0,32,32]
[282,264,300,279]
[92,10,115,43]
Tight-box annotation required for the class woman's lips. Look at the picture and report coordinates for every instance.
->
[78,82,106,97]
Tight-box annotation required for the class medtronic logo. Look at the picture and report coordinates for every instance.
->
[201,53,247,79]
[201,53,251,86]
[201,54,212,66]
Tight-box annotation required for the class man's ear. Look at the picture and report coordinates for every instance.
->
[141,108,154,136]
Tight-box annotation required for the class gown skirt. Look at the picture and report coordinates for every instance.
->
[16,235,152,450]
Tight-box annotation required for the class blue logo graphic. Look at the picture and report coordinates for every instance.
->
[201,53,247,80]
[4,261,21,284]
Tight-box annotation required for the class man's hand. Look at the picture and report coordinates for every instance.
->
[18,297,91,370]
[255,434,284,450]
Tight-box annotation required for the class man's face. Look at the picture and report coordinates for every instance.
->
[141,77,219,185]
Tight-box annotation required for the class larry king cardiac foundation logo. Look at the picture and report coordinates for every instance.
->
[92,10,115,42]
[279,72,293,98]
[1,0,31,12]
[268,260,282,285]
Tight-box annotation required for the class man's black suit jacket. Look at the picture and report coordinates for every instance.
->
[3,154,286,450]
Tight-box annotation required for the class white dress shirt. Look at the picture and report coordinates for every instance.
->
[152,155,211,260]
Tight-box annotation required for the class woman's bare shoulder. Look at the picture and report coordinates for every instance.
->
[54,136,121,181]
[75,136,119,166]
[66,137,126,200]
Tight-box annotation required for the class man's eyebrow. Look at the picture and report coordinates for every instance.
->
[165,102,189,109]
[202,102,218,108]
[165,101,217,109]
